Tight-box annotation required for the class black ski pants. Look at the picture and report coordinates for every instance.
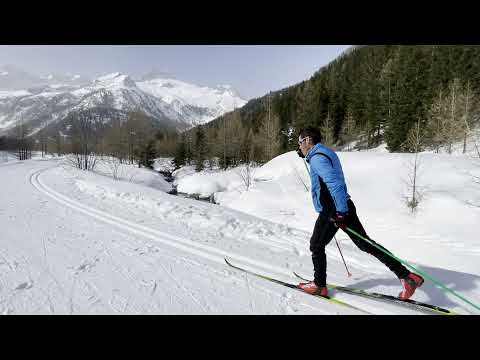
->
[310,199,410,287]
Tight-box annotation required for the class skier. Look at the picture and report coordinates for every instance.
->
[296,127,424,300]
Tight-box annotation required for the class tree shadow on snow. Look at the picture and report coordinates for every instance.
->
[341,265,480,314]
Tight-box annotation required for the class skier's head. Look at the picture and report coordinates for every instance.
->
[297,127,322,157]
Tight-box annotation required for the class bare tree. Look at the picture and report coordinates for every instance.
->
[104,118,128,163]
[426,79,476,155]
[426,88,446,153]
[445,78,463,154]
[14,114,31,160]
[228,111,245,166]
[53,131,65,156]
[204,127,218,169]
[321,111,335,147]
[403,121,425,213]
[241,128,255,164]
[98,156,127,181]
[457,80,479,155]
[259,93,282,162]
[125,111,154,167]
[235,161,257,192]
[66,111,98,171]
[340,107,356,150]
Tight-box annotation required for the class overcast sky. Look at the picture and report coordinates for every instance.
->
[0,45,351,100]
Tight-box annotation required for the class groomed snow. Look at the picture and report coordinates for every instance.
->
[1,149,479,314]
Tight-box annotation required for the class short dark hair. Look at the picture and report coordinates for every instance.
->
[299,127,322,144]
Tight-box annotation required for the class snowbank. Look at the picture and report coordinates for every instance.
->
[92,158,173,193]
[169,150,480,276]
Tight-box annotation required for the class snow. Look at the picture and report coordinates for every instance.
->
[176,151,480,276]
[30,91,63,99]
[0,115,16,129]
[49,84,77,89]
[96,72,121,82]
[0,151,15,163]
[0,120,16,129]
[93,158,173,193]
[153,157,176,173]
[136,78,247,113]
[92,73,137,90]
[0,90,31,99]
[1,148,479,314]
[175,165,241,197]
[0,71,8,76]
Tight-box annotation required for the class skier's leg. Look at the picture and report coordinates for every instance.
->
[310,214,338,286]
[345,200,410,279]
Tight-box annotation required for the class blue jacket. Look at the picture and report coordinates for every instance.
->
[305,143,350,215]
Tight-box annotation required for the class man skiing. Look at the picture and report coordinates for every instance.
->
[296,127,424,300]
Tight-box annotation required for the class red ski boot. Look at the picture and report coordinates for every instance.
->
[399,273,424,300]
[298,282,329,297]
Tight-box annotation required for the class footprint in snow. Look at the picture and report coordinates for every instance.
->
[15,282,33,291]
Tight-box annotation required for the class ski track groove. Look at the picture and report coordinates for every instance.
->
[28,165,425,315]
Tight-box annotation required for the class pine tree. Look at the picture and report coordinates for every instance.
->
[173,134,187,169]
[386,47,430,152]
[363,48,383,148]
[379,57,394,139]
[175,45,480,157]
[194,126,208,171]
[295,81,318,131]
[139,139,157,169]
[321,111,335,147]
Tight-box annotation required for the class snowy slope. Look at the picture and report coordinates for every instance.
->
[175,151,480,276]
[1,150,479,314]
[137,78,246,126]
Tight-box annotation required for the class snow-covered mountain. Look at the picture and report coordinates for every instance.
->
[0,67,247,136]
[39,72,89,88]
[137,78,245,126]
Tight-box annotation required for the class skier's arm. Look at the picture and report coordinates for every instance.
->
[309,155,349,213]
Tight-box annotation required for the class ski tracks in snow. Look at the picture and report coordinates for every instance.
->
[28,165,400,315]
[30,166,301,284]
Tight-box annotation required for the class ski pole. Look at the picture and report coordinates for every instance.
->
[302,158,310,176]
[331,218,480,313]
[334,235,352,277]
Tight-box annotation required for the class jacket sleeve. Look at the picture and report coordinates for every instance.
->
[309,155,349,213]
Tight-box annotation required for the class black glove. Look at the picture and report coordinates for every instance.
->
[296,147,305,158]
[333,212,349,230]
